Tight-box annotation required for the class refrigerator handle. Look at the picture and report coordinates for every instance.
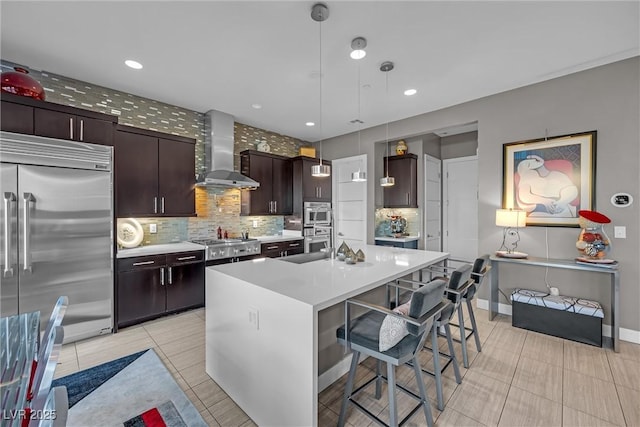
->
[3,192,16,277]
[22,192,35,274]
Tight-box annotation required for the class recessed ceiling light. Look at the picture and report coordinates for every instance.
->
[124,60,143,70]
[306,122,315,127]
[251,103,262,109]
[404,89,417,96]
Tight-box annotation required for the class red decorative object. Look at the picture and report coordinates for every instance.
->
[1,67,46,100]
[578,210,611,224]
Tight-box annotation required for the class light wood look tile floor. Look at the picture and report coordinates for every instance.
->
[56,304,640,426]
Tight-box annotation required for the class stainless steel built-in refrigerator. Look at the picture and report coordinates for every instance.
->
[1,131,113,342]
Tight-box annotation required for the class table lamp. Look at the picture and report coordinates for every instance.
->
[495,208,528,258]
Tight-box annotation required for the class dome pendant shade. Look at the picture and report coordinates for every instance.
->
[311,163,331,177]
[380,176,395,187]
[351,170,367,182]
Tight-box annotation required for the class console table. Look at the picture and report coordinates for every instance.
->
[489,255,620,352]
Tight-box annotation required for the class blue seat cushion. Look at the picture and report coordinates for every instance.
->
[336,310,421,360]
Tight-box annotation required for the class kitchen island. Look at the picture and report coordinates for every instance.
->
[205,245,448,426]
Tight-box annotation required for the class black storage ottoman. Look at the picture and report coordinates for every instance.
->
[511,288,603,347]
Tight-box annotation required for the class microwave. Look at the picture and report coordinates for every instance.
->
[304,202,332,226]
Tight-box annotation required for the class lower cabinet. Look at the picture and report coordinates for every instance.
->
[260,239,304,258]
[374,238,419,249]
[116,251,205,328]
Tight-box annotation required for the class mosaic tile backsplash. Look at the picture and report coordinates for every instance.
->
[2,60,311,244]
[375,208,421,237]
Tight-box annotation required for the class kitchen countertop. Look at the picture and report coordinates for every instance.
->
[116,242,205,258]
[374,235,420,243]
[209,244,446,310]
[254,235,304,243]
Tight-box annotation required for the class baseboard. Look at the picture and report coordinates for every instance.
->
[476,298,640,345]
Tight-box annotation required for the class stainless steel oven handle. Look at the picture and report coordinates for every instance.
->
[22,193,35,274]
[3,192,16,277]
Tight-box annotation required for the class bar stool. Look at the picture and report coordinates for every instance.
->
[398,263,473,410]
[336,279,448,427]
[428,256,491,367]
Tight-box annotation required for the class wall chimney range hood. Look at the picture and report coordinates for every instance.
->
[196,110,260,189]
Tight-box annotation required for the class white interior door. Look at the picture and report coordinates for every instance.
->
[443,156,478,261]
[332,155,367,248]
[424,154,442,251]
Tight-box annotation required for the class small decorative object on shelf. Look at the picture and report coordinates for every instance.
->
[389,215,407,237]
[257,140,271,153]
[1,66,46,100]
[576,209,614,264]
[395,139,408,155]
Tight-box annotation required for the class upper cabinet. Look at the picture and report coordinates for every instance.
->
[0,92,116,145]
[115,125,196,217]
[240,150,292,215]
[383,154,418,208]
[292,157,332,204]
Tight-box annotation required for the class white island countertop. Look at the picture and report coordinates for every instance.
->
[211,245,446,311]
[206,245,449,426]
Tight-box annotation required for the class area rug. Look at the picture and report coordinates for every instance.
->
[52,349,206,426]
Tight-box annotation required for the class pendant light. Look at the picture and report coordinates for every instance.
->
[351,37,367,182]
[311,3,331,178]
[380,61,395,187]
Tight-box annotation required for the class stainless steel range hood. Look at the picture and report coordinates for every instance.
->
[196,109,260,189]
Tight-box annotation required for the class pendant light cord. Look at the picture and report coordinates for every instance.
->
[357,60,362,155]
[385,70,390,178]
[318,17,324,166]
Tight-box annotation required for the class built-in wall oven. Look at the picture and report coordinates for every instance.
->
[304,202,332,226]
[304,226,332,253]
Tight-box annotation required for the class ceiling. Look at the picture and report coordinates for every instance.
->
[1,1,638,142]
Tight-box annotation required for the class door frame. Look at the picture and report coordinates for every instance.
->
[423,154,442,251]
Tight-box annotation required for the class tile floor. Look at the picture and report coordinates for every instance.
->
[56,303,640,426]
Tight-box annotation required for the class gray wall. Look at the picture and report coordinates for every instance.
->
[321,57,640,334]
[441,131,478,159]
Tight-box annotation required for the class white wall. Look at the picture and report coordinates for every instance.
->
[321,57,640,334]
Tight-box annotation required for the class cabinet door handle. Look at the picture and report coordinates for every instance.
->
[3,192,16,277]
[69,118,74,140]
[266,245,279,250]
[79,119,84,141]
[177,255,196,261]
[268,201,272,213]
[319,187,322,198]
[406,193,409,205]
[160,267,165,285]
[289,243,300,247]
[154,197,158,214]
[274,200,277,213]
[168,266,172,285]
[161,197,165,214]
[133,260,155,266]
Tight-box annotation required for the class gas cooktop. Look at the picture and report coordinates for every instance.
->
[191,238,261,261]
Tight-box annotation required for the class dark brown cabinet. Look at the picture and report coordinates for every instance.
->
[240,150,292,215]
[260,239,304,258]
[1,93,116,145]
[292,157,332,204]
[116,251,204,328]
[383,154,418,208]
[115,125,196,217]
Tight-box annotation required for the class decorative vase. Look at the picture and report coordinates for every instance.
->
[395,139,407,155]
[576,210,611,260]
[1,67,46,101]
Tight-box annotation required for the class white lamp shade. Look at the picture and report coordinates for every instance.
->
[496,209,526,227]
[311,163,331,177]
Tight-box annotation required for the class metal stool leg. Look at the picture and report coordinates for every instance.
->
[467,298,482,352]
[375,359,383,399]
[338,351,360,427]
[411,355,434,427]
[443,323,462,384]
[431,322,444,411]
[387,362,398,427]
[457,304,470,368]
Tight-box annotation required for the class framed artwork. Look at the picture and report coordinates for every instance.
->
[502,131,596,227]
